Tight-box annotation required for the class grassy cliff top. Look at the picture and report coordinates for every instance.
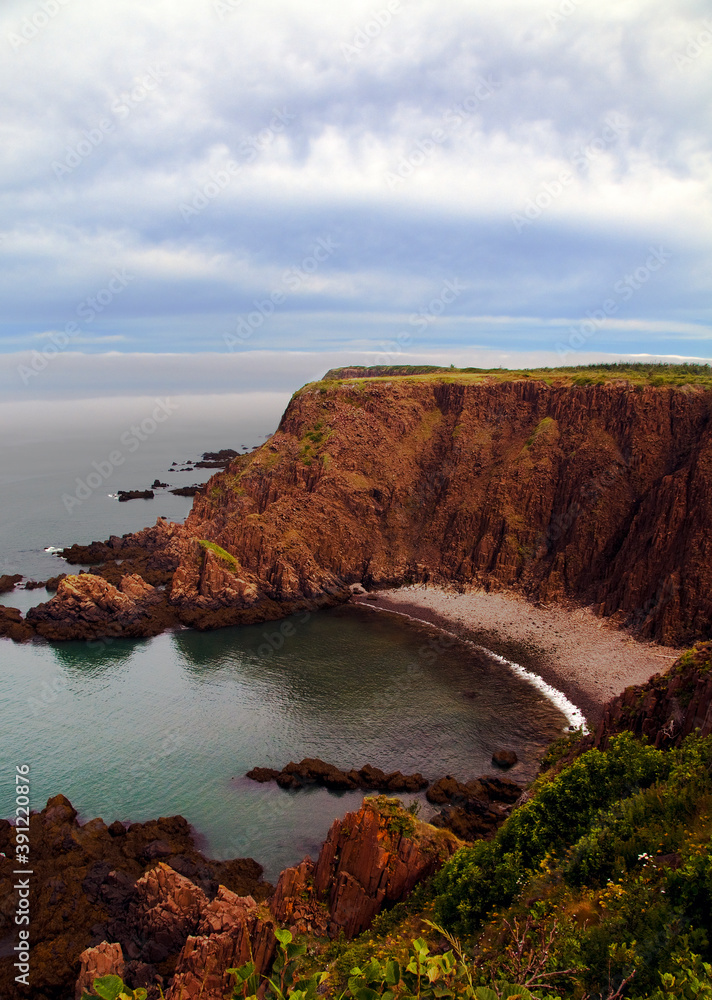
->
[319,361,712,389]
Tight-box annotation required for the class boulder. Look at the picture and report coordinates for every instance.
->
[492,750,518,768]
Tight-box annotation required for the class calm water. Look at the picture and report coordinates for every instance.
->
[0,393,570,880]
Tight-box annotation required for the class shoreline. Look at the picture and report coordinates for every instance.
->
[353,586,684,726]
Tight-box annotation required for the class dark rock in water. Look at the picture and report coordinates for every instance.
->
[118,490,155,502]
[196,449,239,468]
[0,573,21,594]
[479,774,522,803]
[152,479,169,489]
[0,605,34,641]
[492,750,518,768]
[170,486,204,497]
[245,766,281,782]
[246,757,427,793]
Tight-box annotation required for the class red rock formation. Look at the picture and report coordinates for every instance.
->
[127,863,208,963]
[75,942,125,1000]
[0,796,271,1000]
[274,798,460,940]
[594,641,712,748]
[17,373,712,643]
[166,889,276,1000]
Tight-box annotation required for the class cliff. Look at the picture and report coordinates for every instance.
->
[13,367,712,643]
[594,640,712,748]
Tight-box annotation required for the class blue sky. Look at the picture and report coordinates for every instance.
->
[1,0,711,396]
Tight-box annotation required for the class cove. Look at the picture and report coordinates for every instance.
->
[0,603,569,880]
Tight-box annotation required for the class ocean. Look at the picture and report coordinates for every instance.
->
[0,392,570,880]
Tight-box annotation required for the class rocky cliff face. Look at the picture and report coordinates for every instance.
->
[594,641,712,749]
[10,373,712,643]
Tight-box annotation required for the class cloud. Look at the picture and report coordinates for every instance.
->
[0,0,709,369]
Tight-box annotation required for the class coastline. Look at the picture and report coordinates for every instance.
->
[352,586,684,726]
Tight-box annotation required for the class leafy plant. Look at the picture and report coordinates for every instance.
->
[81,975,153,1000]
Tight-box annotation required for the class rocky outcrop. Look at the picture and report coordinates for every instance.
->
[247,757,428,792]
[10,370,712,642]
[127,863,208,963]
[0,572,21,593]
[594,641,712,749]
[75,941,125,1000]
[166,890,276,1000]
[118,490,155,502]
[0,795,271,1000]
[26,573,174,640]
[274,798,460,940]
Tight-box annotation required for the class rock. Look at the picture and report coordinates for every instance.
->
[152,480,169,488]
[479,774,523,803]
[128,863,209,963]
[169,486,203,497]
[309,798,459,938]
[75,941,125,1000]
[426,773,522,841]
[118,490,155,502]
[26,573,175,641]
[0,795,271,999]
[0,605,34,641]
[247,758,427,793]
[595,640,712,748]
[167,889,276,1000]
[349,582,367,595]
[492,750,518,768]
[0,573,22,594]
[245,766,280,782]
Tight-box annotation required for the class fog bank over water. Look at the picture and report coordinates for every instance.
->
[3,348,710,403]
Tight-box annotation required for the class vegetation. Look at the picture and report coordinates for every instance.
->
[83,729,712,1000]
[197,538,239,571]
[313,362,712,390]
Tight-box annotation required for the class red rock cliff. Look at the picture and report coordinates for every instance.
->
[171,374,712,644]
[19,373,712,643]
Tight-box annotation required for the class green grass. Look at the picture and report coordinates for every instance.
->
[197,539,238,571]
[313,362,712,390]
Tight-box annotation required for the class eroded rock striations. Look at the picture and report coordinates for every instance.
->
[7,372,712,642]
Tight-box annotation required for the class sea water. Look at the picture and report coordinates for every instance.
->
[0,393,569,880]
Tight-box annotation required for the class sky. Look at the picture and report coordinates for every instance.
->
[1,0,711,398]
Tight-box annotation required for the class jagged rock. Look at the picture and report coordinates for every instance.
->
[75,941,125,1000]
[26,573,175,640]
[426,774,522,841]
[311,798,459,938]
[128,863,209,963]
[0,796,271,1000]
[595,641,712,748]
[167,889,276,1000]
[492,750,518,768]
